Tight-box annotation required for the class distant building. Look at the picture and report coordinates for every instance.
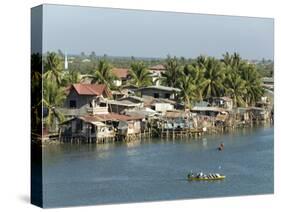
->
[149,64,165,86]
[112,68,130,86]
[262,77,274,91]
[82,59,91,63]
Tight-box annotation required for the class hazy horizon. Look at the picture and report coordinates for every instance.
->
[40,4,274,60]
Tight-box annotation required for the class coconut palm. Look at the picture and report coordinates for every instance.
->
[31,53,42,99]
[222,52,244,74]
[195,55,208,69]
[128,61,152,88]
[88,60,116,89]
[240,64,264,106]
[178,75,197,109]
[161,56,182,88]
[61,70,82,86]
[224,73,247,107]
[43,81,66,131]
[183,64,209,102]
[31,53,43,133]
[202,57,225,98]
[43,52,63,85]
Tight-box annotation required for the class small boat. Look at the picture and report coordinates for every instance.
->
[187,172,225,181]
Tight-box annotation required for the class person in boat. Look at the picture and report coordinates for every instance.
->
[196,172,203,178]
[218,143,224,151]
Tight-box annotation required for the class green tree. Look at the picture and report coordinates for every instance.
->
[31,53,43,133]
[183,63,209,102]
[224,73,247,107]
[178,75,197,109]
[202,57,225,98]
[240,64,264,106]
[88,60,116,89]
[161,56,182,88]
[43,52,63,85]
[43,81,66,131]
[128,62,152,88]
[61,70,82,86]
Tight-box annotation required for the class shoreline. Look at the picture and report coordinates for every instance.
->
[38,121,274,146]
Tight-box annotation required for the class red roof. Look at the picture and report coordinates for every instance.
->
[90,113,142,122]
[71,84,108,96]
[112,68,129,79]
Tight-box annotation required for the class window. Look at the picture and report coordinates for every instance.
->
[100,102,107,107]
[154,93,159,98]
[69,100,77,108]
[165,93,170,99]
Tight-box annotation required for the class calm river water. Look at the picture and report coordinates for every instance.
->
[42,125,274,207]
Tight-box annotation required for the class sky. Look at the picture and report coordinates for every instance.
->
[41,4,274,60]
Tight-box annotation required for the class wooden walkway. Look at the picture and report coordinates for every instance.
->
[160,128,204,139]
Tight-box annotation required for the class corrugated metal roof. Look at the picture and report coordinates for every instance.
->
[191,106,225,112]
[60,113,143,125]
[138,85,180,92]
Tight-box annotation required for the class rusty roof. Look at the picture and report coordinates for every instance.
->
[164,110,189,118]
[71,83,110,96]
[82,113,143,122]
[112,68,129,79]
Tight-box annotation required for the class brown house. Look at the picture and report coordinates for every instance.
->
[64,84,112,109]
[112,68,130,86]
[60,113,143,143]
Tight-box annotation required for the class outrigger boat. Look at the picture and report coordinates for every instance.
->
[187,172,225,181]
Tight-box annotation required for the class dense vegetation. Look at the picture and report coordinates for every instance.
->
[34,51,272,130]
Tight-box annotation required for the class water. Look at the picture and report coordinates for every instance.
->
[42,125,274,208]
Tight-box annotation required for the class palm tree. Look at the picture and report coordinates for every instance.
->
[224,73,247,107]
[183,64,209,102]
[61,70,82,86]
[43,81,66,132]
[128,61,152,88]
[202,57,225,98]
[43,52,63,85]
[240,64,264,106]
[88,60,116,89]
[161,56,182,88]
[31,53,43,133]
[222,52,244,74]
[221,52,232,66]
[178,75,197,109]
[195,55,208,69]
